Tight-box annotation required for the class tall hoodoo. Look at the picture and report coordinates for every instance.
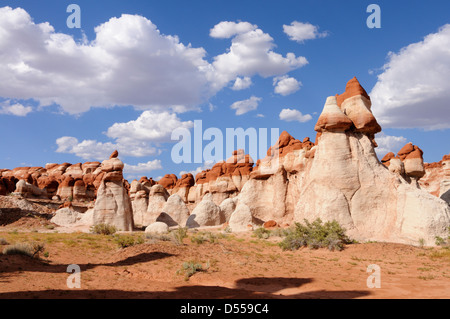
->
[93,150,134,231]
[293,78,449,245]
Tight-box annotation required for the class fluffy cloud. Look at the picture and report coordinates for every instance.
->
[55,136,159,160]
[0,100,32,116]
[279,108,312,123]
[210,21,257,38]
[56,111,192,160]
[230,96,262,115]
[273,76,301,95]
[374,132,407,158]
[371,24,450,130]
[232,77,252,90]
[106,111,194,144]
[0,8,309,115]
[211,21,308,91]
[124,160,162,175]
[283,21,328,43]
[0,7,211,114]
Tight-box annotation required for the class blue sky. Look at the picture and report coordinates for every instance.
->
[0,0,449,180]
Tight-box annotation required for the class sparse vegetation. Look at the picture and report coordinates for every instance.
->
[90,223,117,235]
[435,227,450,248]
[177,260,204,281]
[171,227,188,246]
[0,238,8,245]
[278,218,352,251]
[2,242,45,258]
[253,227,271,239]
[418,238,426,248]
[114,234,145,248]
[190,231,219,244]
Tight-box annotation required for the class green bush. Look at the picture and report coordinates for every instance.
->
[177,261,203,281]
[171,227,188,246]
[90,223,117,235]
[190,232,219,244]
[114,234,144,248]
[2,242,45,258]
[278,218,351,251]
[253,227,271,239]
[435,227,450,248]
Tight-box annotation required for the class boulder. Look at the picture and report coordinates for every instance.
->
[145,222,169,235]
[229,203,253,232]
[186,193,223,228]
[156,194,190,227]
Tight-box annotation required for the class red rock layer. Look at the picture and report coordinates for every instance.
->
[335,77,371,107]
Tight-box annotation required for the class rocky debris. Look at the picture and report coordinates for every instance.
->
[145,221,169,235]
[93,151,134,231]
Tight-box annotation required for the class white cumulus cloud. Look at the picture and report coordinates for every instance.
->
[374,132,407,158]
[0,8,310,115]
[230,96,262,115]
[0,100,32,116]
[56,111,192,160]
[283,21,328,43]
[371,24,450,130]
[211,22,308,91]
[279,108,312,123]
[232,77,252,90]
[124,160,162,174]
[210,21,257,38]
[273,76,302,95]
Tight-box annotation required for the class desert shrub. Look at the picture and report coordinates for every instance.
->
[435,227,450,248]
[114,234,144,249]
[253,227,271,239]
[418,238,426,248]
[190,232,219,245]
[145,233,172,242]
[278,218,351,251]
[190,234,206,244]
[2,242,45,258]
[171,227,188,246]
[177,261,203,281]
[90,223,117,235]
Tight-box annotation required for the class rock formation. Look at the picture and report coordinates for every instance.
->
[1,77,448,246]
[230,77,449,245]
[186,193,223,228]
[419,154,450,205]
[92,151,134,231]
[156,194,190,227]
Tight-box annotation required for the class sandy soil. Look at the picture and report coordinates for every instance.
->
[0,224,449,299]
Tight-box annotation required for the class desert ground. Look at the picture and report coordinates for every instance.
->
[0,211,448,299]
